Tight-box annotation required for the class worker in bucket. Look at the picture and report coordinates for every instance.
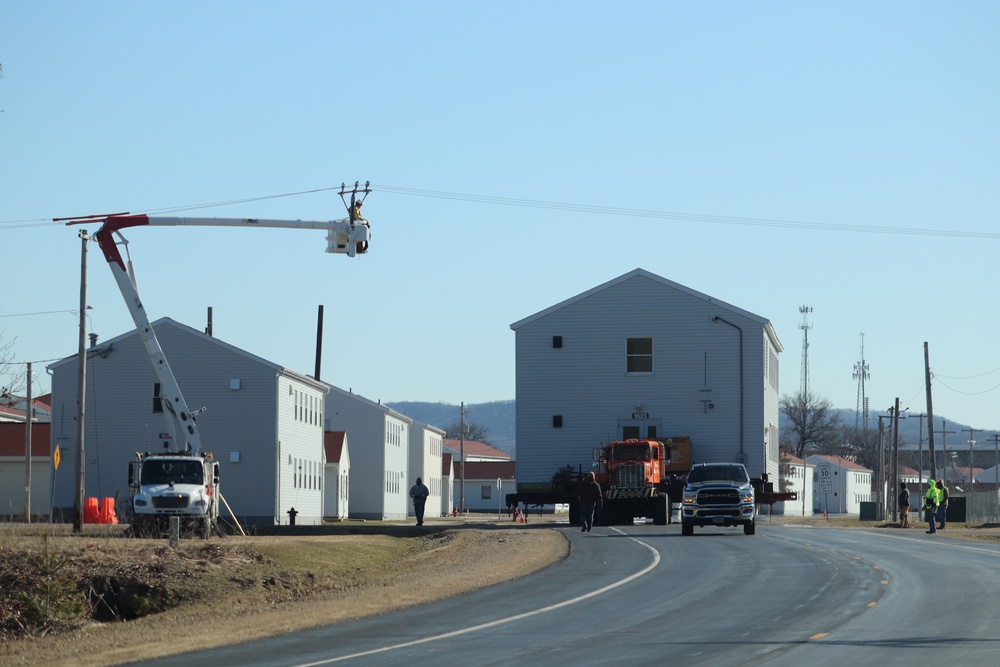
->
[577,471,603,533]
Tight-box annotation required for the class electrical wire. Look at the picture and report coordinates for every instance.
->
[1,183,998,239]
[933,377,1000,397]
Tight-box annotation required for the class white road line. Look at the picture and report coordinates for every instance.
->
[293,528,660,666]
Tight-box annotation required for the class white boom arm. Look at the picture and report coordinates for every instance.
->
[65,212,370,454]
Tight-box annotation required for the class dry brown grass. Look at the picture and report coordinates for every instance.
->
[0,518,569,666]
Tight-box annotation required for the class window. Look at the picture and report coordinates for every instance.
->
[626,337,653,374]
[553,335,563,348]
[152,383,163,413]
[481,485,492,500]
[552,415,563,428]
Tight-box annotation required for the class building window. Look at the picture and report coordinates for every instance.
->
[553,335,563,348]
[152,383,163,413]
[626,337,653,374]
[553,415,563,428]
[481,486,492,500]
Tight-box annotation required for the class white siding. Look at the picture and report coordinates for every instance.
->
[276,377,326,525]
[326,388,411,521]
[47,318,327,526]
[408,422,444,519]
[512,269,781,486]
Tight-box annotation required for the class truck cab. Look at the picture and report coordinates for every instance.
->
[681,462,756,535]
[128,452,220,538]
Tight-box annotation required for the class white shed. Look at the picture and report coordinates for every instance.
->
[324,431,350,520]
[510,268,783,487]
[47,318,329,526]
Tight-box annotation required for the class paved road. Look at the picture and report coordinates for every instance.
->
[135,522,1000,666]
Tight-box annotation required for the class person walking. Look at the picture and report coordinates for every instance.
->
[577,471,603,532]
[936,479,949,530]
[898,481,911,529]
[924,479,939,534]
[409,477,430,526]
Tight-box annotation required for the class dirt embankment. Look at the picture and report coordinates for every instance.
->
[0,519,569,667]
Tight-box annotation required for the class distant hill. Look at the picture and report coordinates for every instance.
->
[781,408,983,450]
[385,400,516,455]
[386,401,981,461]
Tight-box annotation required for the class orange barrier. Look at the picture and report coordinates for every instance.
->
[84,497,100,524]
[100,497,119,525]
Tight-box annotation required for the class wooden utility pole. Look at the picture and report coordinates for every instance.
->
[938,421,956,483]
[924,342,936,482]
[73,230,90,534]
[459,402,466,515]
[24,363,32,523]
[890,398,901,521]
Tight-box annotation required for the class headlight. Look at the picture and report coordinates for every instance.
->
[134,498,148,507]
[682,491,697,503]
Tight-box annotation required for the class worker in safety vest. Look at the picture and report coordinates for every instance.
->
[924,480,939,534]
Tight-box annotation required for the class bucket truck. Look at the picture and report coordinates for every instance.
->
[60,182,371,537]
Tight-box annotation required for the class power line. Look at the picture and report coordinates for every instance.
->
[2,183,999,240]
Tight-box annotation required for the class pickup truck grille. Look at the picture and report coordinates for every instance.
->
[611,463,646,489]
[696,489,740,505]
[152,494,189,509]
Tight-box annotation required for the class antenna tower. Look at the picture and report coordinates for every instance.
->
[798,305,813,397]
[852,332,871,430]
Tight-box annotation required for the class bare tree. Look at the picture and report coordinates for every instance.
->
[0,330,23,407]
[780,391,842,459]
[444,421,491,445]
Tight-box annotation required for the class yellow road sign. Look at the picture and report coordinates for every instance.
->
[53,445,61,471]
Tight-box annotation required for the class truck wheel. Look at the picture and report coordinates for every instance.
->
[653,494,668,526]
[744,520,756,535]
[682,520,694,536]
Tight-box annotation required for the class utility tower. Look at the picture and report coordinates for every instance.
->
[798,305,813,397]
[853,332,871,430]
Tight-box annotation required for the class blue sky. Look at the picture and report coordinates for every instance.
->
[2,2,999,435]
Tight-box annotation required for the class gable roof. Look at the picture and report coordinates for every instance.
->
[0,422,51,457]
[47,317,328,392]
[509,268,782,352]
[443,439,511,460]
[454,460,516,480]
[806,454,871,473]
[780,452,813,467]
[324,431,346,463]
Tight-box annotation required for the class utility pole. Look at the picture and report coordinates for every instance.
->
[990,433,1000,484]
[459,402,466,516]
[911,413,926,491]
[23,362,32,523]
[73,230,90,534]
[962,428,977,482]
[890,398,902,521]
[923,343,936,482]
[937,421,956,483]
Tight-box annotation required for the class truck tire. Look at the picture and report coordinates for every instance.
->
[653,494,668,526]
[743,520,756,535]
[682,520,694,536]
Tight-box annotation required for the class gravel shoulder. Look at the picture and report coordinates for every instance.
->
[0,517,569,667]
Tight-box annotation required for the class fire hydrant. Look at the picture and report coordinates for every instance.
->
[287,507,298,526]
[452,507,459,517]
